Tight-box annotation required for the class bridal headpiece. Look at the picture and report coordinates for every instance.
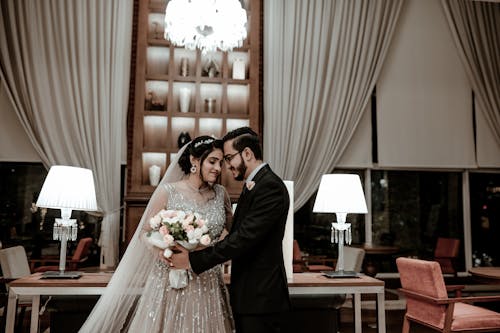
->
[194,138,215,148]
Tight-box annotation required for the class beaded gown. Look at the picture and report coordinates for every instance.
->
[126,182,234,332]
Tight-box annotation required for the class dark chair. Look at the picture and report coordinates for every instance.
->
[396,257,500,333]
[30,237,93,272]
[292,240,336,272]
[434,237,460,276]
[0,246,33,332]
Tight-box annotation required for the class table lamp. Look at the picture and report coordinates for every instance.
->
[313,174,367,277]
[36,165,98,278]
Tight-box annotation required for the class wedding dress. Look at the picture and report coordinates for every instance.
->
[127,183,233,332]
[79,143,234,332]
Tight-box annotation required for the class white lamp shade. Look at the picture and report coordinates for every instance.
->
[313,174,367,214]
[36,165,98,211]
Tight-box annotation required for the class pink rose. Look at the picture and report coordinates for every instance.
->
[160,210,177,219]
[200,234,211,246]
[159,225,169,235]
[184,225,194,232]
[196,218,205,227]
[163,234,175,246]
[183,213,194,224]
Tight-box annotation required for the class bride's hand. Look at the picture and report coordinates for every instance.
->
[158,249,172,266]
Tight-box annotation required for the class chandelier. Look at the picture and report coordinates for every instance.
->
[164,0,248,54]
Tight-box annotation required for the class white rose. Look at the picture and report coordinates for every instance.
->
[199,234,211,246]
[193,228,203,240]
[186,229,195,241]
[200,225,208,233]
[163,248,173,258]
[149,215,162,229]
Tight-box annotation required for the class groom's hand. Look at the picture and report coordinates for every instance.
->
[169,244,190,270]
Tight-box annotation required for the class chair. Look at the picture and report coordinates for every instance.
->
[434,237,460,276]
[29,237,93,272]
[0,246,33,331]
[396,257,500,333]
[292,240,336,272]
[337,246,365,272]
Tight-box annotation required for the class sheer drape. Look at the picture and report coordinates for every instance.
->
[264,0,405,209]
[0,0,133,267]
[441,0,500,149]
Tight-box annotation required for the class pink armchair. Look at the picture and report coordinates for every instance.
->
[396,257,500,333]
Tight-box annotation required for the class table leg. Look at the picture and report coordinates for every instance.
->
[354,293,362,333]
[5,290,17,333]
[376,292,386,333]
[30,295,40,333]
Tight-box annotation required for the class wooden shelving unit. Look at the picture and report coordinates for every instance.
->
[124,0,262,246]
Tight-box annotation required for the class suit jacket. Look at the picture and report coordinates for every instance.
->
[189,164,291,314]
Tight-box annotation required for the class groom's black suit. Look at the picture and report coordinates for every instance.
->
[189,164,291,331]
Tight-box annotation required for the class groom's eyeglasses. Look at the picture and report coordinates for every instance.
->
[224,151,241,163]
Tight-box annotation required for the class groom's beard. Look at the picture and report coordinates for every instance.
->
[234,160,247,181]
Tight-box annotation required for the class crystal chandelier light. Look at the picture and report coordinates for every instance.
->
[164,0,248,53]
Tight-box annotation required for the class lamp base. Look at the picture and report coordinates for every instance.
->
[322,270,359,278]
[40,271,82,279]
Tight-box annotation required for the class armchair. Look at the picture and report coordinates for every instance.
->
[29,237,93,272]
[396,257,500,333]
[434,237,460,276]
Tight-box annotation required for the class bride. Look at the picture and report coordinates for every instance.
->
[80,136,234,332]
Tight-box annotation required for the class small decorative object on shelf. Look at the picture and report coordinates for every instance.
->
[145,91,153,110]
[205,98,216,113]
[152,21,163,39]
[150,92,166,111]
[232,58,246,79]
[149,165,161,186]
[179,87,191,113]
[203,58,220,78]
[177,131,192,148]
[180,57,189,77]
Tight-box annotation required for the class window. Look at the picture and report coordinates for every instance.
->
[371,170,463,272]
[469,172,500,267]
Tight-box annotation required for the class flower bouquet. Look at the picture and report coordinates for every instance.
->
[147,209,211,289]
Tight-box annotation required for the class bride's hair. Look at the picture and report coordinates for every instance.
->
[178,135,223,174]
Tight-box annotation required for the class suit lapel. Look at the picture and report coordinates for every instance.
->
[230,165,271,233]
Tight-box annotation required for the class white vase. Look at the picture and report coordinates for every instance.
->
[149,164,161,186]
[232,58,245,79]
[179,88,191,113]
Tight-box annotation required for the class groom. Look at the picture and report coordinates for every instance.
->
[171,127,291,332]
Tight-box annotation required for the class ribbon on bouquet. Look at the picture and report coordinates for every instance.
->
[169,268,193,289]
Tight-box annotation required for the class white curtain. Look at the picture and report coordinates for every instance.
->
[0,0,133,267]
[441,0,500,164]
[264,0,405,209]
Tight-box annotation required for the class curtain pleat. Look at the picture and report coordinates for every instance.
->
[441,0,500,151]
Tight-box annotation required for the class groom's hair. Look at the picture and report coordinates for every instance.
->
[223,127,262,160]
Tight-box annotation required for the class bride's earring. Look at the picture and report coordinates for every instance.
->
[190,165,197,173]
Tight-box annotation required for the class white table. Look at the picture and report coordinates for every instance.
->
[7,272,385,333]
[5,272,111,333]
[287,273,386,333]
